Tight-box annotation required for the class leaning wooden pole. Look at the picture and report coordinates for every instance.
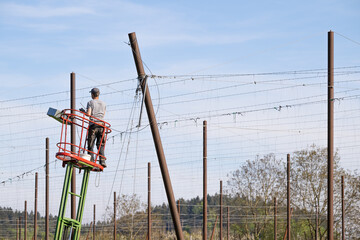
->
[283,208,293,240]
[128,32,184,240]
[327,30,334,240]
[210,216,219,240]
[86,222,93,240]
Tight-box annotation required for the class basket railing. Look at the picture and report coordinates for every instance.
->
[56,109,111,167]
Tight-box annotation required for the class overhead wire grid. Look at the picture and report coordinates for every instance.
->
[0,65,360,234]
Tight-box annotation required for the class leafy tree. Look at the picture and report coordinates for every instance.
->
[291,145,360,239]
[227,153,285,239]
[106,193,146,240]
[225,145,360,239]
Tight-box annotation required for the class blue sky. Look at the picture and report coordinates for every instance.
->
[0,0,359,86]
[1,0,360,224]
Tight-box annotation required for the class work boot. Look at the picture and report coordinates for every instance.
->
[100,159,107,168]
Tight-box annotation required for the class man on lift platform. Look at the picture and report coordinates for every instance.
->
[81,87,107,168]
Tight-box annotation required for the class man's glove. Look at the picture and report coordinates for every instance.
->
[79,108,86,113]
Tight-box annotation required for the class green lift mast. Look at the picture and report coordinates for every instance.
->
[54,163,94,239]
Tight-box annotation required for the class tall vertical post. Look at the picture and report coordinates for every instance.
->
[24,201,27,240]
[227,207,230,240]
[114,192,116,240]
[16,218,19,240]
[128,32,184,240]
[34,172,38,240]
[287,154,290,240]
[45,138,49,240]
[70,72,76,221]
[274,197,277,240]
[327,30,334,240]
[203,120,208,240]
[93,204,96,240]
[341,176,345,240]
[178,200,181,221]
[220,180,223,240]
[283,208,293,240]
[148,162,151,240]
[19,217,22,240]
[315,205,319,240]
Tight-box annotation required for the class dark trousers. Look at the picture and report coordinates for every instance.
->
[87,125,105,161]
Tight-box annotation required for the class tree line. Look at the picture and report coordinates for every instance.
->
[103,145,360,239]
[1,145,359,239]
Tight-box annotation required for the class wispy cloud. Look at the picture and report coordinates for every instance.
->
[0,3,95,18]
[20,23,70,31]
[140,33,264,47]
